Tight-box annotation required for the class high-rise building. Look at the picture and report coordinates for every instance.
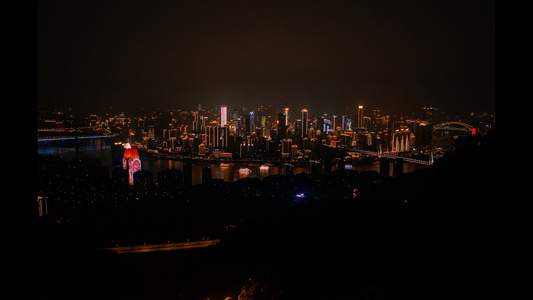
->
[281,139,292,158]
[358,106,364,128]
[232,109,239,123]
[148,125,155,139]
[317,117,324,135]
[221,105,227,127]
[37,196,48,217]
[192,111,200,131]
[249,111,255,133]
[206,126,220,147]
[200,116,207,131]
[220,126,229,148]
[278,112,286,139]
[232,109,239,134]
[294,119,302,139]
[341,115,347,131]
[416,122,433,150]
[291,144,299,158]
[422,107,438,123]
[308,127,316,139]
[301,109,308,138]
[244,115,251,136]
[284,106,289,125]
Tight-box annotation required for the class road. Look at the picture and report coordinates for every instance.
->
[104,239,220,254]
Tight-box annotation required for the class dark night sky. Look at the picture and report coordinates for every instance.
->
[38,0,494,116]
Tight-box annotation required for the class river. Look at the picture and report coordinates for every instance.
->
[38,138,428,185]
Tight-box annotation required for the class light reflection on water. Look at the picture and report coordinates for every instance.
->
[38,146,427,185]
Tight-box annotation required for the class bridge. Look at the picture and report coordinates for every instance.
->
[433,121,473,132]
[37,127,100,132]
[38,127,116,142]
[38,134,117,142]
[347,148,433,165]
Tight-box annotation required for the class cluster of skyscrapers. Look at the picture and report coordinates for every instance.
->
[39,104,495,162]
[111,104,442,160]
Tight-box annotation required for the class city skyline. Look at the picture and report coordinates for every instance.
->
[38,101,494,167]
[37,2,497,297]
[38,0,495,116]
[37,104,497,298]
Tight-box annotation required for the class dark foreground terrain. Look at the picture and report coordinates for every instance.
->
[37,131,498,299]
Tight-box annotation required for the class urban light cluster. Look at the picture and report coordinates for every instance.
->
[38,105,494,165]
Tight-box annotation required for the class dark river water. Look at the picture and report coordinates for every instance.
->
[38,138,428,185]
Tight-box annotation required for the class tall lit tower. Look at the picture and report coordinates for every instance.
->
[221,105,227,127]
[284,106,289,125]
[301,109,308,137]
[250,111,255,132]
[357,106,364,128]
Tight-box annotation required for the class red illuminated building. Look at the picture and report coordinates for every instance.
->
[123,143,141,185]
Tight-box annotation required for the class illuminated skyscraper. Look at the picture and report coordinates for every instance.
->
[250,111,255,133]
[281,139,292,158]
[192,111,199,131]
[220,126,229,148]
[358,106,364,128]
[301,109,308,137]
[341,115,347,131]
[221,105,227,127]
[284,106,289,125]
[200,116,207,131]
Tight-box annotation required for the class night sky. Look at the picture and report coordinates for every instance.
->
[38,0,495,116]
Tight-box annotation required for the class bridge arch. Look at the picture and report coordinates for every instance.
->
[433,121,473,131]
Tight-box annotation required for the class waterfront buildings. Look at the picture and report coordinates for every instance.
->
[38,104,493,162]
